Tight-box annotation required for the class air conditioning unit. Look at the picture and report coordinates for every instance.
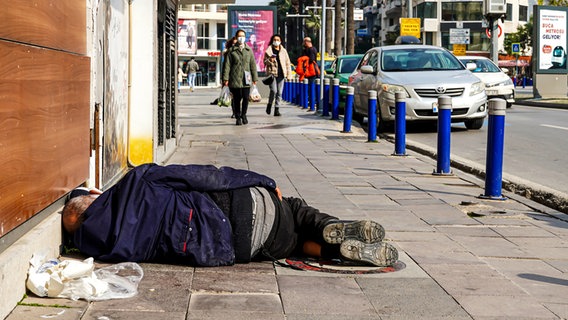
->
[485,0,506,15]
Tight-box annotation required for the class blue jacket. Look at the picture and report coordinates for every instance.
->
[73,164,277,266]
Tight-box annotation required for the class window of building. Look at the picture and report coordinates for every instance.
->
[519,5,528,21]
[417,2,437,19]
[194,4,209,12]
[217,23,226,39]
[441,30,490,52]
[442,2,483,21]
[197,22,210,49]
[506,3,513,21]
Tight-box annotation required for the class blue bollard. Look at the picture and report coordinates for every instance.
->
[342,86,354,133]
[323,78,330,117]
[298,79,303,106]
[331,78,340,120]
[292,79,297,105]
[481,99,507,200]
[367,90,378,142]
[393,92,407,156]
[315,78,321,112]
[434,96,452,175]
[522,76,526,88]
[303,79,309,109]
[309,78,316,111]
[295,79,302,106]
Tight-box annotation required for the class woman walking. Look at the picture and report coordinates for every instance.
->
[263,34,292,116]
[222,30,258,125]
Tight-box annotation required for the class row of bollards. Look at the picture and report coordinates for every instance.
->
[282,78,340,117]
[282,81,507,200]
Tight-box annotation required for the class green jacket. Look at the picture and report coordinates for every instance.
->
[222,45,258,88]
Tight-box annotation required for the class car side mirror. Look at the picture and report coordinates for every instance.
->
[325,68,334,74]
[466,62,477,71]
[361,65,375,75]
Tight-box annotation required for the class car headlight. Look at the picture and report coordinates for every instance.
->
[500,78,514,86]
[470,81,485,96]
[381,84,410,98]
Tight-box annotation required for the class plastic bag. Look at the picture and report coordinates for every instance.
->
[26,254,143,301]
[249,85,261,102]
[218,86,232,107]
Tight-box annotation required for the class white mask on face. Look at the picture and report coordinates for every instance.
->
[273,41,281,47]
[238,36,246,44]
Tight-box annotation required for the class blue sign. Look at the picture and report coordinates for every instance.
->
[512,43,521,54]
[357,29,368,36]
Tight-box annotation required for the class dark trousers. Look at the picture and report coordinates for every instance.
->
[260,195,338,260]
[230,87,250,119]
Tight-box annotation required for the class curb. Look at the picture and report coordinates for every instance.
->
[380,133,568,221]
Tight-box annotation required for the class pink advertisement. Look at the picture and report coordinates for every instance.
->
[228,6,276,72]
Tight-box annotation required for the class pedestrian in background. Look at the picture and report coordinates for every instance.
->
[177,66,186,93]
[186,58,199,92]
[222,29,258,126]
[301,37,319,107]
[264,34,292,117]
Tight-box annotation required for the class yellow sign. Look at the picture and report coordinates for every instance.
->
[453,44,467,56]
[400,18,421,38]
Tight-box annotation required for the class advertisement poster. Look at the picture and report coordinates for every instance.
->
[178,19,197,55]
[228,6,276,72]
[537,8,567,71]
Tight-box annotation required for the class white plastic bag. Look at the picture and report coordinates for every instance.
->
[249,84,261,102]
[27,254,143,301]
[218,86,232,107]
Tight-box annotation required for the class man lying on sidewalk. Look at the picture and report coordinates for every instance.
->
[62,164,398,267]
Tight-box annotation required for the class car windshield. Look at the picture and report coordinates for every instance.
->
[339,57,361,74]
[381,48,464,72]
[459,58,501,73]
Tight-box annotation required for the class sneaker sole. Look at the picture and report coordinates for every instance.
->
[323,220,385,244]
[340,240,398,267]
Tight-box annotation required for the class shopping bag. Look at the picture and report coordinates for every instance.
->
[249,84,262,102]
[218,86,232,107]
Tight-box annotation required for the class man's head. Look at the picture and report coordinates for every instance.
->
[303,37,312,48]
[62,193,98,234]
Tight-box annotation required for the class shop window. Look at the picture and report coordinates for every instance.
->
[506,4,512,21]
[441,31,490,52]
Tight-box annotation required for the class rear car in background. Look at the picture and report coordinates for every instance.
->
[349,45,487,131]
[325,54,364,111]
[458,56,515,108]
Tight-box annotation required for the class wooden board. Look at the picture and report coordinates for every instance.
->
[0,0,86,54]
[0,40,90,236]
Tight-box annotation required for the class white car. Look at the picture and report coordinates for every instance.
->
[459,56,515,108]
[349,45,488,131]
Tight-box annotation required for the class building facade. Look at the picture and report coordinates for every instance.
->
[178,4,230,87]
[360,0,529,55]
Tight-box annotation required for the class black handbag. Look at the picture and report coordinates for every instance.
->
[262,75,274,85]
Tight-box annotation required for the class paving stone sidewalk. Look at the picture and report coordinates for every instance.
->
[8,88,568,320]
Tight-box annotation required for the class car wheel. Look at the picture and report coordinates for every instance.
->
[464,118,485,130]
[506,102,512,108]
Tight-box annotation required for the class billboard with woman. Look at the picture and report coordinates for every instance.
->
[228,6,276,73]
